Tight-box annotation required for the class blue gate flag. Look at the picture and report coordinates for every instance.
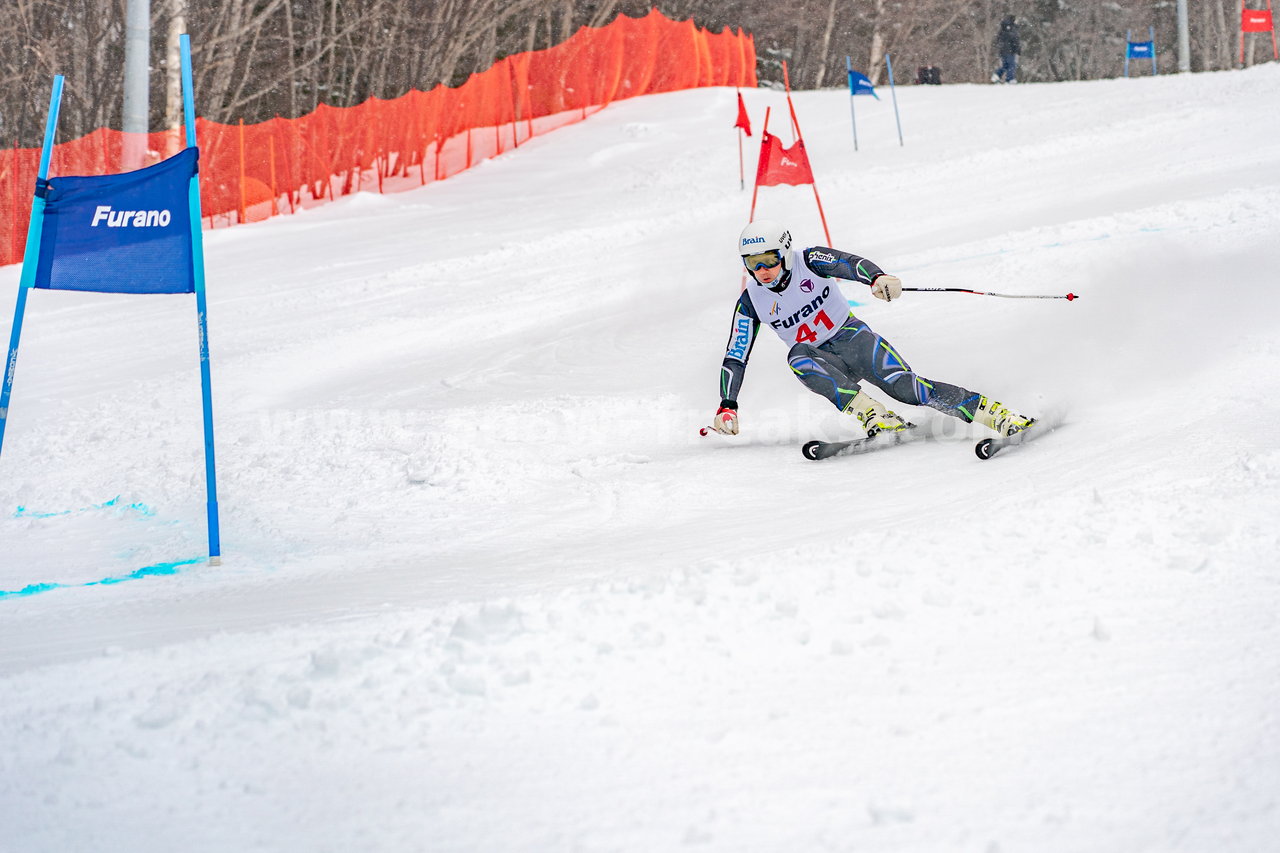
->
[847,69,879,99]
[33,147,198,295]
[5,42,222,566]
[1123,27,1158,77]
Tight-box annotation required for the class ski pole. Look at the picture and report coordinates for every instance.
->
[902,287,1078,301]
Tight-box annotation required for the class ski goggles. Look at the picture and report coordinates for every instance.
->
[742,249,782,271]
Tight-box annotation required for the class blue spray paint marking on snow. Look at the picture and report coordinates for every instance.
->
[0,558,202,600]
[12,496,156,520]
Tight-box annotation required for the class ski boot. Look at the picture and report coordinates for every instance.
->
[973,396,1034,437]
[849,390,910,438]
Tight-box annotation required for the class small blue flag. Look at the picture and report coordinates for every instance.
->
[847,70,879,99]
[1126,40,1154,58]
[34,148,198,295]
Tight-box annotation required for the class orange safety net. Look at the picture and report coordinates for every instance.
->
[0,10,756,267]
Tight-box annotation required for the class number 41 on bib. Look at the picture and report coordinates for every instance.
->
[794,309,835,344]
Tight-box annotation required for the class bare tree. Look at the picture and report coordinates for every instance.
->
[0,0,1267,149]
[812,0,839,88]
[1199,0,1234,70]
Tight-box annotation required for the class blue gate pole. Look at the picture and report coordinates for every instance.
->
[845,57,859,152]
[180,35,221,565]
[1150,26,1158,75]
[0,76,63,462]
[885,52,904,147]
[1125,31,1132,77]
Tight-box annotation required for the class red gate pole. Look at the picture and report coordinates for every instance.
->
[781,61,801,142]
[777,61,832,244]
[809,180,833,247]
[749,107,770,221]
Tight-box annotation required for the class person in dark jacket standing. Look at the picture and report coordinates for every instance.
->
[992,15,1021,83]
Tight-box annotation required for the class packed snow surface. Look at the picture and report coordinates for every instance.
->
[3,66,1280,852]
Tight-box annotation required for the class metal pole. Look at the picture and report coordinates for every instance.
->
[1239,0,1245,67]
[903,287,1078,300]
[1176,0,1191,72]
[123,0,151,171]
[749,107,770,221]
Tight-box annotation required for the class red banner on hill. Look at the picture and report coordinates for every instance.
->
[754,132,815,187]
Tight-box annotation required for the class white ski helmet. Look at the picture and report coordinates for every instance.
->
[738,219,792,273]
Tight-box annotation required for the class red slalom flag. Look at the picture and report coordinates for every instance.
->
[734,91,752,136]
[754,131,815,187]
[1242,9,1273,32]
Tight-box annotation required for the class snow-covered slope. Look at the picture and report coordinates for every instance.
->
[2,66,1279,853]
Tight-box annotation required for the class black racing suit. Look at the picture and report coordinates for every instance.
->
[719,246,983,423]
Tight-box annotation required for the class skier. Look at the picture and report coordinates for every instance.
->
[708,219,1034,441]
[992,15,1021,83]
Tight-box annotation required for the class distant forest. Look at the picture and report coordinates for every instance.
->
[0,0,1269,146]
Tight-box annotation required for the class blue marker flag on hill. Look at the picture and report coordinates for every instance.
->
[847,69,879,99]
[34,147,198,295]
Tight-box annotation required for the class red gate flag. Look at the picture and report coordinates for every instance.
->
[735,92,752,136]
[1238,2,1278,62]
[1242,9,1273,31]
[755,131,815,186]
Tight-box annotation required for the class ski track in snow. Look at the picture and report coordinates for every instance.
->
[2,68,1280,852]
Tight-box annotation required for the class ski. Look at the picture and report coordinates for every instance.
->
[805,419,1055,461]
[802,425,918,460]
[974,422,1040,460]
